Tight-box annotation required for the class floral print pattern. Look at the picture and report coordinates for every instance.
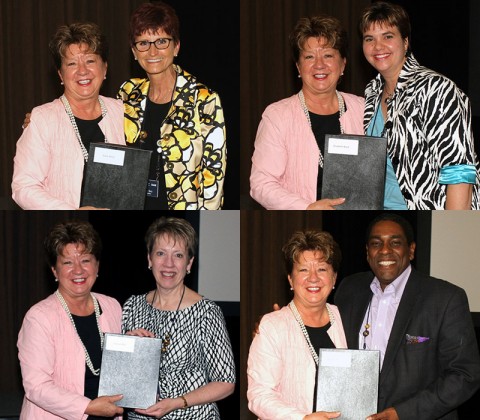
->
[118,65,226,209]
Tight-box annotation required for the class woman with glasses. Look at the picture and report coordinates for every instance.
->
[118,1,227,210]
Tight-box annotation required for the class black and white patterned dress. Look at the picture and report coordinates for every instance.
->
[122,294,236,419]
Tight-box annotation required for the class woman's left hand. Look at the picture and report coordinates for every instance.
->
[135,397,183,418]
[125,328,156,337]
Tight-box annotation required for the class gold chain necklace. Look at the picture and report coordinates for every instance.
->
[298,90,345,167]
[55,290,104,376]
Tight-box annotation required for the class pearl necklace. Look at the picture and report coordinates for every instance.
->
[298,90,345,167]
[288,300,335,365]
[60,94,108,162]
[55,290,104,376]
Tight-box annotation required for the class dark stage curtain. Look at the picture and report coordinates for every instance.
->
[1,211,238,419]
[240,0,372,209]
[0,0,239,210]
[240,0,475,210]
[240,210,431,420]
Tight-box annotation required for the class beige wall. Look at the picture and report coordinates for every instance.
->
[198,211,240,302]
[431,211,480,312]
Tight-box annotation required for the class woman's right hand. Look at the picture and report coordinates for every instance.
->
[22,113,32,129]
[304,411,341,419]
[307,198,345,210]
[126,328,156,338]
[78,206,110,210]
[85,394,124,417]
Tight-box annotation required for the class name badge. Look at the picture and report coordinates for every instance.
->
[147,180,159,198]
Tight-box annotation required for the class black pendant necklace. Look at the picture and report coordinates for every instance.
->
[150,285,186,353]
[362,297,373,349]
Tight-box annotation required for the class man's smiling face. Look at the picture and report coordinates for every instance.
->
[366,220,415,289]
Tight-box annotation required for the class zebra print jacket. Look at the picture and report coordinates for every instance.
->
[364,54,480,209]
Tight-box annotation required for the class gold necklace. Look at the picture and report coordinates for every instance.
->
[55,290,103,376]
[384,86,394,102]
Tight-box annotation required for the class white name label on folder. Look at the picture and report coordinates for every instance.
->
[93,147,126,166]
[327,138,359,156]
[105,335,136,352]
[321,350,352,367]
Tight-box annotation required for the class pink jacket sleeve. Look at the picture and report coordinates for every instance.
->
[18,293,122,420]
[250,93,365,210]
[12,97,125,210]
[247,304,347,420]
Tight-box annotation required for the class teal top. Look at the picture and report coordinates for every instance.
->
[367,106,407,210]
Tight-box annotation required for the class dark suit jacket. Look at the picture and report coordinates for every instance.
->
[334,267,480,420]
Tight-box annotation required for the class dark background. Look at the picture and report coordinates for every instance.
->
[240,0,480,209]
[0,210,239,419]
[240,210,480,419]
[0,0,239,210]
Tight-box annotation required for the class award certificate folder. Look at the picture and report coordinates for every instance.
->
[316,349,380,420]
[80,143,152,210]
[98,333,162,409]
[321,134,387,210]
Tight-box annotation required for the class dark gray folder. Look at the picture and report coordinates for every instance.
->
[316,349,380,420]
[98,333,162,409]
[81,143,152,210]
[321,134,387,209]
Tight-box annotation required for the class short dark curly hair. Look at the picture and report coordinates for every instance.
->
[289,15,348,63]
[49,22,108,70]
[44,220,102,267]
[282,230,342,275]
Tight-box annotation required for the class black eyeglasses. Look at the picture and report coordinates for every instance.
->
[134,38,173,52]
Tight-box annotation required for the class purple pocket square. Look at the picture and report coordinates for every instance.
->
[406,334,430,344]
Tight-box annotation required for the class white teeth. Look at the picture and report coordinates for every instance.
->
[307,287,320,291]
[379,261,395,266]
[73,278,85,283]
[78,80,91,85]
[162,272,174,277]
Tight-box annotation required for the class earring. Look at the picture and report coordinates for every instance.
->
[55,278,58,282]
[104,75,106,80]
[186,269,191,274]
[297,74,301,78]
[148,266,152,270]
[290,287,293,290]
[333,286,335,290]
[60,82,64,85]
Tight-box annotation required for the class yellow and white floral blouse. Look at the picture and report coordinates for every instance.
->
[118,65,226,209]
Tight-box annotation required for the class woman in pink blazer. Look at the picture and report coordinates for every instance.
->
[17,220,123,419]
[11,22,125,210]
[250,15,364,210]
[247,229,347,420]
